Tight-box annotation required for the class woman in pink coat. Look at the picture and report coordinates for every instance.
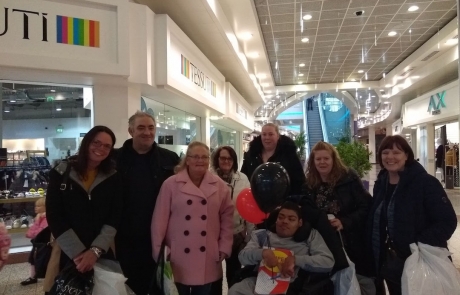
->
[151,141,234,295]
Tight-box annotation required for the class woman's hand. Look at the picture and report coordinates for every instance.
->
[330,218,343,231]
[73,250,97,273]
[218,251,228,262]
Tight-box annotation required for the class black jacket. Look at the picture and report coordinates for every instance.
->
[46,162,123,268]
[115,139,180,238]
[303,169,372,275]
[367,161,457,274]
[241,135,305,195]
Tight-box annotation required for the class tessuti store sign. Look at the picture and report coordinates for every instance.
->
[0,0,127,76]
[181,54,217,98]
[0,7,100,47]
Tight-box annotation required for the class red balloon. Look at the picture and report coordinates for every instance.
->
[236,188,267,224]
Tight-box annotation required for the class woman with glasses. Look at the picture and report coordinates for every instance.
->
[46,126,122,278]
[209,146,253,294]
[151,141,234,295]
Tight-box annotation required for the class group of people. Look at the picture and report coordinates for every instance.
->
[38,113,456,295]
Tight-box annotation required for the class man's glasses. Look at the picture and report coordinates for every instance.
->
[219,156,233,162]
[188,155,210,161]
[91,140,112,151]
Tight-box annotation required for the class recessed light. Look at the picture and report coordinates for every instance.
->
[240,33,253,40]
[298,82,303,84]
[388,31,397,37]
[351,79,356,82]
[299,63,305,67]
[56,104,62,111]
[298,73,304,77]
[380,89,385,92]
[371,95,376,98]
[446,38,458,45]
[358,70,364,73]
[10,99,16,103]
[303,14,312,20]
[247,52,260,58]
[50,89,56,92]
[4,107,10,113]
[408,6,419,12]
[301,37,309,43]
[385,84,392,87]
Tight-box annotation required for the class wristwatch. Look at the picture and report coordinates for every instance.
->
[90,246,103,258]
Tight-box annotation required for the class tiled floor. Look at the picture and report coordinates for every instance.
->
[1,165,459,294]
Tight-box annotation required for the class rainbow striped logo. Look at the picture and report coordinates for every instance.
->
[56,15,100,47]
[181,55,216,97]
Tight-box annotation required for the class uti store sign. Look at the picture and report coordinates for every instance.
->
[0,6,100,47]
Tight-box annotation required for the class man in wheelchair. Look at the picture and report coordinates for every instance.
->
[229,201,334,295]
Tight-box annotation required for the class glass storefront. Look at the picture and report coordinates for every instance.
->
[1,81,92,249]
[141,97,200,158]
[210,121,242,163]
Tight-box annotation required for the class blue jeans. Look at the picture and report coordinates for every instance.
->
[175,282,212,295]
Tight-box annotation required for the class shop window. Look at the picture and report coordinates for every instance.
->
[210,121,238,153]
[141,97,200,158]
[1,81,92,249]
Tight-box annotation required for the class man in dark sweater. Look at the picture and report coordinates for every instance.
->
[115,111,179,295]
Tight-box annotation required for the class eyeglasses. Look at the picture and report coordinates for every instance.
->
[188,155,210,161]
[219,156,234,162]
[91,140,112,151]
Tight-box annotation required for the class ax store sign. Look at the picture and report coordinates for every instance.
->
[0,0,118,64]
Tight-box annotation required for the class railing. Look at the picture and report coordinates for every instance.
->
[303,99,310,157]
[317,96,329,143]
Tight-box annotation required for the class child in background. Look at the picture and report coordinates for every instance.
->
[21,197,48,286]
[0,222,11,272]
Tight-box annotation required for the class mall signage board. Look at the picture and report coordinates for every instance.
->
[0,0,128,76]
[427,90,446,114]
[181,54,217,98]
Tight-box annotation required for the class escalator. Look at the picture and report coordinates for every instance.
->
[306,96,324,152]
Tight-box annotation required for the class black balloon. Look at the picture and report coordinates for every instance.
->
[250,162,290,213]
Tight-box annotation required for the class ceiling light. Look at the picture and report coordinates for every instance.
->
[371,95,376,98]
[247,52,260,58]
[388,31,397,37]
[240,33,253,40]
[56,104,62,111]
[261,83,269,87]
[446,38,458,45]
[301,37,309,43]
[411,76,420,79]
[303,14,312,20]
[408,6,419,12]
[382,94,390,98]
[257,74,267,79]
[298,73,304,77]
[4,107,10,113]
[350,79,356,82]
[298,82,303,84]
[358,70,364,73]
[50,89,56,93]
[385,84,392,87]
[299,63,305,67]
[380,89,385,92]
[10,99,16,103]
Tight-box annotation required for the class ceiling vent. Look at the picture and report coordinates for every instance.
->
[421,51,440,62]
[400,67,414,76]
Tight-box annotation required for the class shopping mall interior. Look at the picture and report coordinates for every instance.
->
[1,0,460,294]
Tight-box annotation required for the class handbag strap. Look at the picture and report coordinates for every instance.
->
[59,162,72,191]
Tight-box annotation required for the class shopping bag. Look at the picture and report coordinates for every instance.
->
[330,232,361,295]
[93,259,135,295]
[154,241,179,295]
[401,242,460,295]
[49,263,94,295]
[32,227,52,278]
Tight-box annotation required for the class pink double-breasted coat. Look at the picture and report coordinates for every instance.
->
[151,169,234,286]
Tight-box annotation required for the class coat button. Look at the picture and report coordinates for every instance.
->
[200,246,206,252]
[201,215,207,220]
[185,215,191,221]
[187,200,192,205]
[201,200,207,205]
[184,230,189,236]
[201,231,206,236]
[184,248,190,254]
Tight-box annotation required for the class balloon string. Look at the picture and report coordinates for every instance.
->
[263,218,275,283]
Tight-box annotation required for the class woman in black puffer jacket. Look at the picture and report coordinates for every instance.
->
[241,123,305,195]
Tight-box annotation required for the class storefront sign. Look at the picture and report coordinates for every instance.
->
[236,103,247,119]
[181,54,216,97]
[427,91,446,113]
[0,6,100,47]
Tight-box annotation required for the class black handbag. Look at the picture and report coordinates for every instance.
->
[32,227,52,278]
[49,262,94,295]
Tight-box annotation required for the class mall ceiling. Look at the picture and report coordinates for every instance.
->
[1,83,88,120]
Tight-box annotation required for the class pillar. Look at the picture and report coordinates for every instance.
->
[426,123,435,176]
[93,84,141,147]
[199,117,211,147]
[386,123,392,136]
[0,83,2,148]
[368,125,376,164]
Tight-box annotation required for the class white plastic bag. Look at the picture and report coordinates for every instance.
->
[92,260,132,295]
[402,242,460,295]
[331,250,362,295]
[156,245,179,295]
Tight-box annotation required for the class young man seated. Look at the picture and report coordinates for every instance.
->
[229,201,334,295]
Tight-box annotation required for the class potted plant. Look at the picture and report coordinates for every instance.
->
[294,132,307,166]
[335,138,373,190]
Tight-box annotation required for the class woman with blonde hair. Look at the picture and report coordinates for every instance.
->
[304,141,374,294]
[151,141,234,295]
